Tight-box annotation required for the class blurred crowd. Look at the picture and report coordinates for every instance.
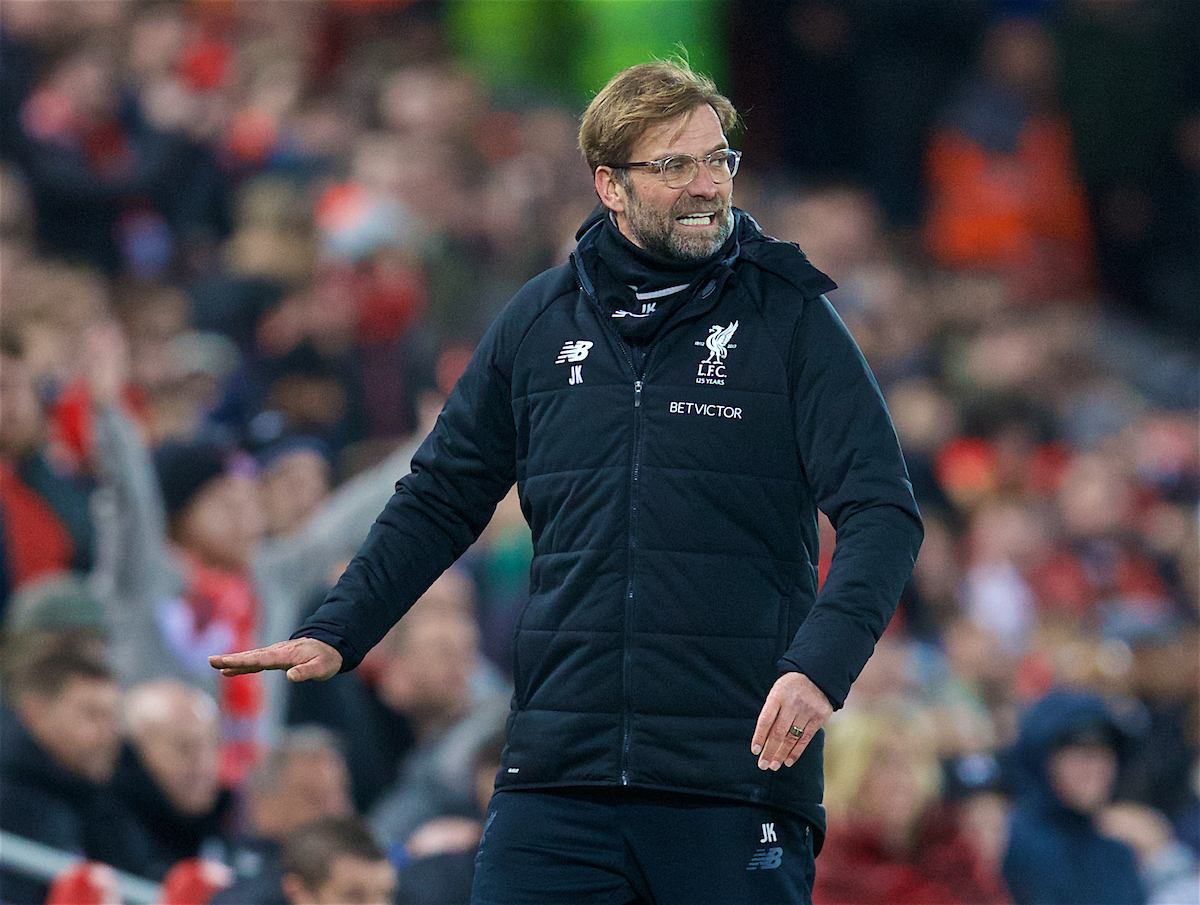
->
[0,1,1196,904]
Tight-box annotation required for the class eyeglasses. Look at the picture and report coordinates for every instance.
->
[612,149,742,189]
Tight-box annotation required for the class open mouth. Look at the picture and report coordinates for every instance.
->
[676,213,716,227]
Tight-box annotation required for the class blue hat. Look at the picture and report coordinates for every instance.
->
[153,441,230,516]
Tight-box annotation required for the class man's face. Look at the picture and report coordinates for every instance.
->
[260,450,331,538]
[21,678,121,783]
[135,703,221,817]
[601,104,734,261]
[377,611,478,725]
[1047,742,1117,814]
[286,856,397,905]
[176,473,266,570]
[254,749,353,839]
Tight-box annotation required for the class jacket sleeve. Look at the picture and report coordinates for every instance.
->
[778,294,923,708]
[291,315,520,671]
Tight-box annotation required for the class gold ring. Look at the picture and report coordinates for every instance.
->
[788,725,804,738]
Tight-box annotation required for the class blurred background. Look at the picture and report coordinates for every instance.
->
[0,1,1196,904]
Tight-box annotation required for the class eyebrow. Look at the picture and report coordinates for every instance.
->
[647,141,730,161]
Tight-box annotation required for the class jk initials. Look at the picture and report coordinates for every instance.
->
[760,823,777,843]
[569,365,583,385]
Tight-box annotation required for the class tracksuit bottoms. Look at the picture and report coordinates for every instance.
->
[470,788,816,905]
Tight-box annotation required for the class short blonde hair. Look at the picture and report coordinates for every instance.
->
[822,703,943,819]
[578,59,738,173]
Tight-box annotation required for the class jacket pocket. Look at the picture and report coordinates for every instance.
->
[775,595,793,662]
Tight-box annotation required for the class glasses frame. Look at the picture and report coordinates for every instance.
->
[611,149,742,188]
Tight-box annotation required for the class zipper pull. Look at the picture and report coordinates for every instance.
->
[634,380,643,407]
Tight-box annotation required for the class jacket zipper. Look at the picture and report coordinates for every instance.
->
[622,377,644,784]
[574,252,715,786]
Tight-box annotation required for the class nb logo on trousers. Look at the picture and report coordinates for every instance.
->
[746,846,783,871]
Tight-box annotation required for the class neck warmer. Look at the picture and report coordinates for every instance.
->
[591,216,735,343]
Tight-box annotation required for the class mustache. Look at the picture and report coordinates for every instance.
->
[671,197,732,218]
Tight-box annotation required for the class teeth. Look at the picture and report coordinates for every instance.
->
[677,214,713,225]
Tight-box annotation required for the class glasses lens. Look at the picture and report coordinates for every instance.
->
[707,150,739,183]
[661,156,698,188]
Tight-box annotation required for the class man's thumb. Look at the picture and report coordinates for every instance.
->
[286,665,308,682]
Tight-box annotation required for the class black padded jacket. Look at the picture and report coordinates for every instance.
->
[294,209,924,846]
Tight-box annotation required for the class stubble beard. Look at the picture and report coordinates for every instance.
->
[623,184,733,261]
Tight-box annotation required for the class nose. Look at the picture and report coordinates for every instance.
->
[686,161,719,197]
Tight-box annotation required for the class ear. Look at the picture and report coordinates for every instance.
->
[594,166,627,215]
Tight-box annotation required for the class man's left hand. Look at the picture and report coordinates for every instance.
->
[751,672,833,771]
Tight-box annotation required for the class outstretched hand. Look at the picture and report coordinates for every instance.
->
[208,638,342,682]
[751,671,833,772]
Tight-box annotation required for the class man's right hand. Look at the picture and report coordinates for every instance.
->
[208,638,342,682]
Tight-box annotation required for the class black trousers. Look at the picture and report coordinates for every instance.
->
[470,788,816,905]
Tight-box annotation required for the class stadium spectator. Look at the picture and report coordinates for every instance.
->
[923,15,1096,303]
[0,634,147,904]
[210,726,354,905]
[113,680,233,879]
[86,312,431,752]
[256,436,333,540]
[0,324,96,623]
[813,703,1009,905]
[1003,687,1147,905]
[393,729,506,905]
[365,571,508,846]
[287,569,508,826]
[1099,802,1200,905]
[279,815,396,905]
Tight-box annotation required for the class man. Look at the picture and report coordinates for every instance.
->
[213,59,923,904]
[113,680,232,878]
[279,816,397,905]
[1003,688,1147,905]
[393,729,508,905]
[209,726,354,905]
[366,570,509,845]
[0,634,146,904]
[0,326,95,623]
[288,568,508,821]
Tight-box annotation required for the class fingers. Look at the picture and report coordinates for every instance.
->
[751,697,780,757]
[208,640,306,677]
[750,672,833,771]
[755,713,810,772]
[208,648,278,676]
[209,638,344,682]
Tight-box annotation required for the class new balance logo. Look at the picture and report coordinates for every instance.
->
[746,847,783,871]
[555,340,593,364]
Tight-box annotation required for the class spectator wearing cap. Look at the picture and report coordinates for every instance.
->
[3,570,108,640]
[0,635,149,904]
[1003,688,1147,905]
[256,435,332,540]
